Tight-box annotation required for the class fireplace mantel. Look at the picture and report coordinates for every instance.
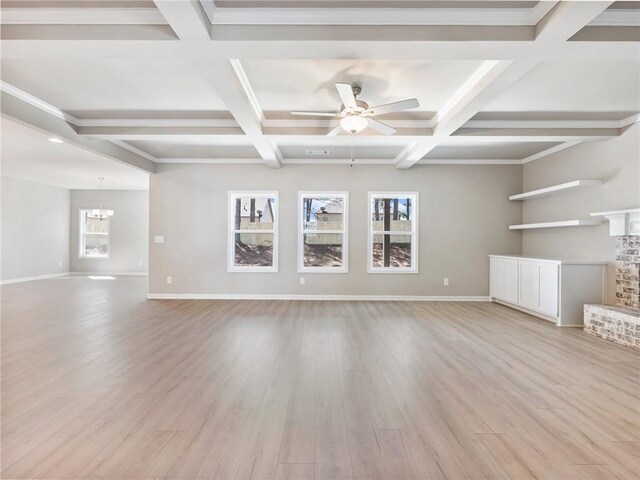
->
[591,208,640,236]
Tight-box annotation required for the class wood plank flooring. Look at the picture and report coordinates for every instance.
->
[1,276,639,479]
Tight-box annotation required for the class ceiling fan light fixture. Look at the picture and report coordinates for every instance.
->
[340,115,368,134]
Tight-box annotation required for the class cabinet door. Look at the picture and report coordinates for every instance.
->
[519,261,539,311]
[503,259,519,304]
[538,263,559,317]
[490,258,505,300]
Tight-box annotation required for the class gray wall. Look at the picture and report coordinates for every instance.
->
[149,163,522,296]
[70,189,149,274]
[1,176,70,281]
[522,123,640,304]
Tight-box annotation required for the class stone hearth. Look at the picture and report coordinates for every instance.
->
[584,304,640,350]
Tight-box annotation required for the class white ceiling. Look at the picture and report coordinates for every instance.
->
[1,58,228,112]
[0,0,639,170]
[244,59,482,114]
[484,61,640,112]
[1,118,149,190]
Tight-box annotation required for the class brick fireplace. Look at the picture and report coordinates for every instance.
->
[584,235,640,349]
[615,235,640,309]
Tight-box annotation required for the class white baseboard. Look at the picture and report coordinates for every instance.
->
[70,272,149,277]
[0,272,71,285]
[147,293,491,302]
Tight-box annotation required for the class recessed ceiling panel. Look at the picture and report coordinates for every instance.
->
[483,61,640,112]
[1,58,228,111]
[243,59,482,114]
[423,142,561,160]
[1,118,149,190]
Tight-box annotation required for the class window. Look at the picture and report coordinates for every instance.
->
[79,209,111,258]
[368,192,418,273]
[228,191,278,272]
[298,192,348,273]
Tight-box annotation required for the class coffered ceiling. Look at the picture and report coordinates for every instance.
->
[1,0,639,173]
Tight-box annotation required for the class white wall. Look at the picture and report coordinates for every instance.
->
[522,123,640,304]
[70,190,149,274]
[149,163,523,297]
[1,176,70,281]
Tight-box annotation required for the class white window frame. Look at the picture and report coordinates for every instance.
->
[78,208,111,259]
[228,191,279,273]
[298,191,349,274]
[367,192,418,274]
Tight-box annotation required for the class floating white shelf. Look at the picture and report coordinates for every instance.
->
[509,219,602,230]
[509,179,602,201]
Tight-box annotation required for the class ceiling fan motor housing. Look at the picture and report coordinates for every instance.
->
[342,99,369,114]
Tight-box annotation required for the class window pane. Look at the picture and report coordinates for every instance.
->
[303,197,344,230]
[234,233,274,267]
[85,215,109,234]
[371,197,413,232]
[303,233,343,267]
[84,235,109,257]
[235,196,276,230]
[372,234,412,268]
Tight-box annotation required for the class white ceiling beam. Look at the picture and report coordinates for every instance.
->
[443,132,617,143]
[395,59,539,169]
[521,141,580,164]
[198,0,217,24]
[0,8,167,25]
[77,126,244,137]
[195,58,281,167]
[589,9,640,27]
[463,119,625,129]
[74,127,621,144]
[211,7,541,26]
[620,112,640,128]
[74,118,238,128]
[1,91,156,173]
[453,127,620,140]
[418,158,522,165]
[153,0,210,40]
[535,0,614,42]
[2,38,638,63]
[395,0,620,169]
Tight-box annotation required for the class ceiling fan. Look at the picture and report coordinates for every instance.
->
[291,83,420,136]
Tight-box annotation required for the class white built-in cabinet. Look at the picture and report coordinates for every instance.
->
[489,255,606,327]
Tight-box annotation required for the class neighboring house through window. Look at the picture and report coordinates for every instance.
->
[228,191,278,272]
[368,192,418,273]
[298,192,348,273]
[79,209,111,258]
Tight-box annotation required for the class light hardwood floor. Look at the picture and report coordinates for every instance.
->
[1,276,639,479]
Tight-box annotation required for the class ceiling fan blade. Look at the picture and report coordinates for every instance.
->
[363,98,420,116]
[291,111,342,117]
[335,83,357,109]
[367,118,397,136]
[327,125,343,136]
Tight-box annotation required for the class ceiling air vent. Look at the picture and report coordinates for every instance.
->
[306,149,330,155]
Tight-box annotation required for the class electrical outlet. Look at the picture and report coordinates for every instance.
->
[154,236,165,244]
[299,277,305,285]
[166,276,173,285]
[443,278,449,286]
[58,261,63,267]
[139,261,143,267]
